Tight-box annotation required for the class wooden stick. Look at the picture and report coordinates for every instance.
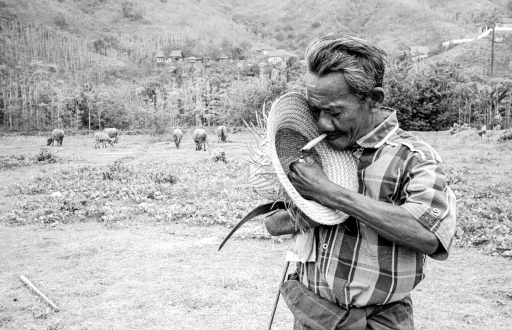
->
[267,261,290,330]
[20,275,59,311]
[301,134,327,152]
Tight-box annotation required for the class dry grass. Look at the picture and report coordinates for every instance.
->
[1,223,511,330]
[0,223,295,330]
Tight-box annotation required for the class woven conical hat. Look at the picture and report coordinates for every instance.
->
[267,92,358,225]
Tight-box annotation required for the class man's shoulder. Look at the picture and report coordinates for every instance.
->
[389,129,443,163]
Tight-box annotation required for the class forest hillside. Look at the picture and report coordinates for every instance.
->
[1,0,512,133]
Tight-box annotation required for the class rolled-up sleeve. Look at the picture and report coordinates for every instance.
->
[400,155,457,261]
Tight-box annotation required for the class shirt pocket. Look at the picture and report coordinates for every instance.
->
[357,224,380,260]
[360,152,403,204]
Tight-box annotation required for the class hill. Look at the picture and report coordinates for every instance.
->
[2,0,511,59]
[0,0,252,44]
[431,31,512,79]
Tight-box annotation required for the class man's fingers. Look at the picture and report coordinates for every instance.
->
[304,156,316,165]
[289,160,299,173]
[288,170,297,182]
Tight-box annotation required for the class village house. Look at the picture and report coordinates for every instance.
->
[266,49,297,63]
[169,50,183,62]
[186,55,203,63]
[218,54,230,62]
[155,50,165,63]
[479,18,512,33]
[255,43,275,56]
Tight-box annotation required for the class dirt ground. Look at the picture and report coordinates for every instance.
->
[1,129,512,330]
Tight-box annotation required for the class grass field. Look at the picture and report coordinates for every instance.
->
[1,129,512,330]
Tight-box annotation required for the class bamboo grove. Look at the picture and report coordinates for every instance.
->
[0,18,511,132]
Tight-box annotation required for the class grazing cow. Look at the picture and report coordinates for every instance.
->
[192,128,207,151]
[173,128,183,149]
[94,132,115,149]
[47,129,65,146]
[478,124,487,140]
[217,125,228,143]
[103,128,119,143]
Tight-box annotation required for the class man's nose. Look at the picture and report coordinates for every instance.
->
[316,110,335,131]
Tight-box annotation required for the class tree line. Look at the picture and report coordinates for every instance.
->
[0,19,510,133]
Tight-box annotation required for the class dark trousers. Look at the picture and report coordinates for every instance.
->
[280,280,414,330]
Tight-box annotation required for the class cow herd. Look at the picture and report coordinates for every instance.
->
[47,128,118,149]
[173,126,228,151]
[46,126,228,151]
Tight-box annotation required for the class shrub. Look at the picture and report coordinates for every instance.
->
[121,1,144,21]
[497,129,512,142]
[36,149,58,163]
[54,13,68,29]
[149,172,178,184]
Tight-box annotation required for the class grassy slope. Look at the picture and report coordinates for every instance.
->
[1,0,253,43]
[228,0,503,55]
[2,0,507,50]
[431,33,512,79]
[1,0,511,78]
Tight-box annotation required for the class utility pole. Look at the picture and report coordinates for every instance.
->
[485,8,502,78]
[490,22,495,78]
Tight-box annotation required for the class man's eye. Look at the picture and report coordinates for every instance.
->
[311,108,342,117]
[328,109,342,116]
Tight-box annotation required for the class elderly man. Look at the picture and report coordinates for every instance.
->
[264,32,456,330]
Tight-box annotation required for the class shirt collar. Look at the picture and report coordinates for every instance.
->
[355,109,399,149]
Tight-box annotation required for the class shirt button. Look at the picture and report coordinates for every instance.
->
[432,208,440,215]
[323,244,328,250]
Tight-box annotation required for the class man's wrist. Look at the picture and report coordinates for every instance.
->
[315,180,350,211]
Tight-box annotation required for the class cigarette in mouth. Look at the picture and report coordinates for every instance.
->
[301,134,327,152]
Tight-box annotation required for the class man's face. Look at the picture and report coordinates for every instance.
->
[306,71,376,150]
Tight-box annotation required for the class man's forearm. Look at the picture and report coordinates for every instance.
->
[317,181,439,255]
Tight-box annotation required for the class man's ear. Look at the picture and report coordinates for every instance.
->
[369,87,385,113]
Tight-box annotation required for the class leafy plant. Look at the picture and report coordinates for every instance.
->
[2,158,265,229]
[211,151,227,163]
[36,149,58,163]
[0,154,33,171]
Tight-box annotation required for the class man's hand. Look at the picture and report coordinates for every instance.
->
[264,209,297,236]
[288,156,331,203]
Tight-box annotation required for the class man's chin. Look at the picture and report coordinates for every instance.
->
[325,138,349,150]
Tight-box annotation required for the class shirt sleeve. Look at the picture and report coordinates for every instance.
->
[400,155,457,261]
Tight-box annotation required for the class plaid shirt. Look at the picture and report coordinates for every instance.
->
[296,109,457,312]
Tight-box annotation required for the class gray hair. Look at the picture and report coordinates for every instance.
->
[305,31,387,100]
